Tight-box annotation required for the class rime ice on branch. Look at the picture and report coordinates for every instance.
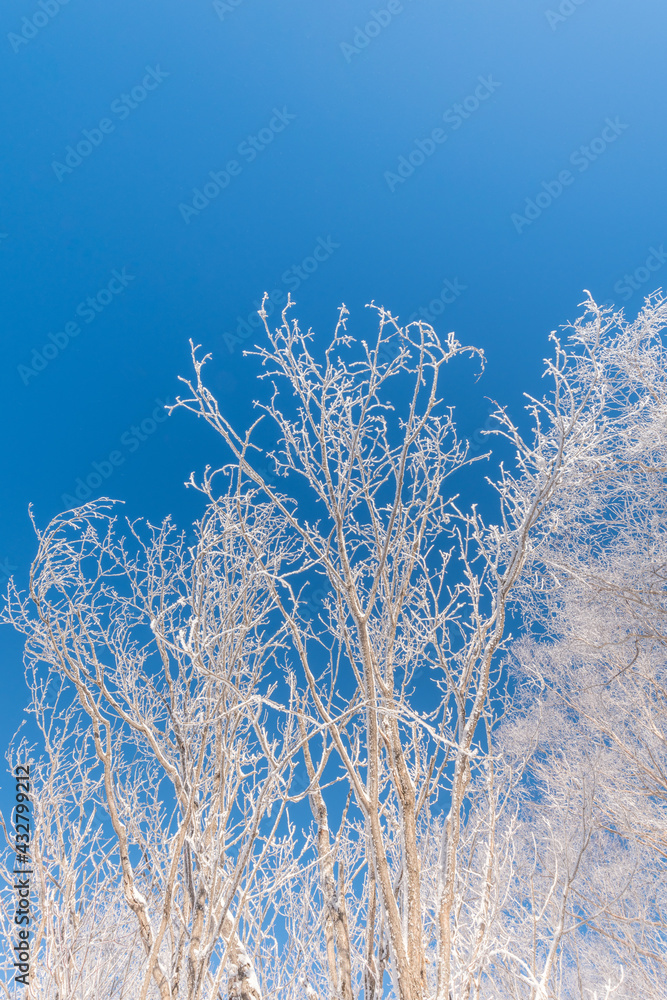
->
[2,292,666,999]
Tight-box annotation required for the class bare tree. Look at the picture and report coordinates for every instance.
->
[2,497,305,1000]
[3,291,667,1000]
[485,292,667,999]
[0,710,146,1000]
[171,295,629,1000]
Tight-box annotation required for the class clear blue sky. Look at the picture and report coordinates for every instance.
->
[1,0,666,777]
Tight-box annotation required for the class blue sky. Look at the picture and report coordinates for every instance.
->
[1,0,666,780]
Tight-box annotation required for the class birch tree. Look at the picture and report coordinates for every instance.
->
[3,290,667,1000]
[1,497,305,1000]
[170,294,626,1000]
[488,292,667,999]
[509,291,667,864]
[0,708,146,1000]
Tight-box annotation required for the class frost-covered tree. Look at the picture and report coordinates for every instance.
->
[489,292,667,998]
[1,499,306,1000]
[2,291,666,1000]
